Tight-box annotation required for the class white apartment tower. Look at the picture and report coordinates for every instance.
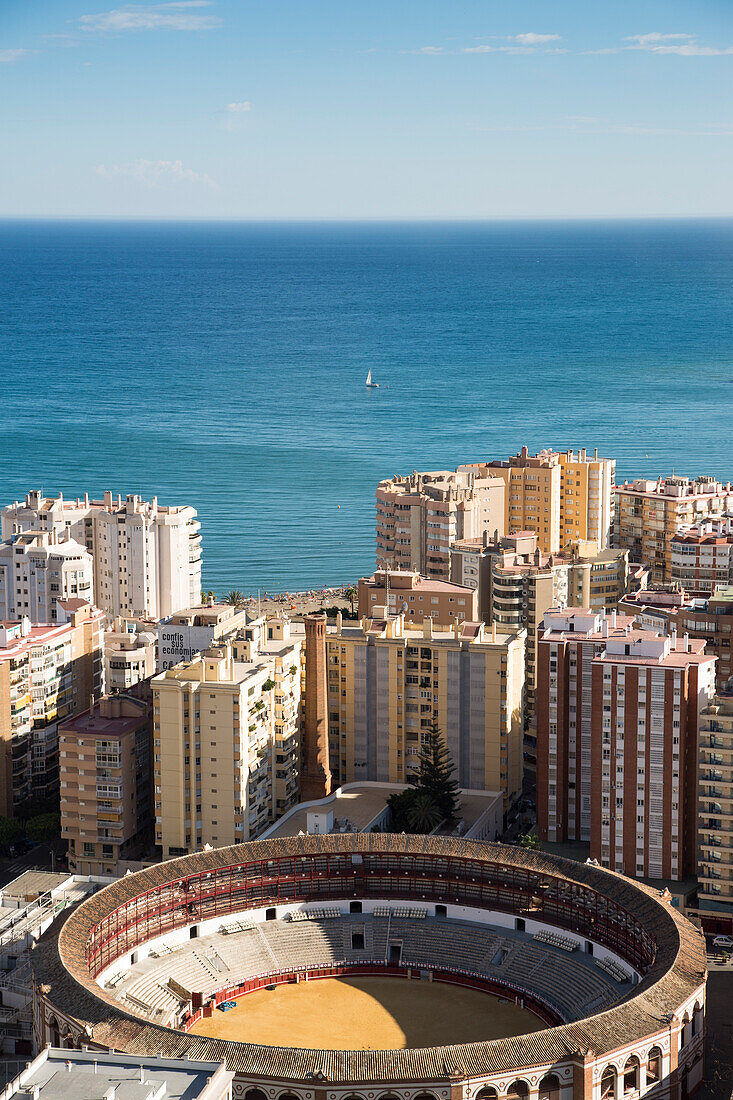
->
[0,531,93,622]
[2,490,202,619]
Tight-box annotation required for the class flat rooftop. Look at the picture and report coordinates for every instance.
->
[1,870,75,901]
[262,784,401,838]
[262,784,502,841]
[4,1050,230,1100]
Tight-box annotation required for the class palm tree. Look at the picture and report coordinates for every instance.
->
[345,586,357,615]
[406,791,443,834]
[225,590,245,607]
[201,589,217,605]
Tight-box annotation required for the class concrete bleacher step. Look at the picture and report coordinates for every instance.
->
[111,913,626,1029]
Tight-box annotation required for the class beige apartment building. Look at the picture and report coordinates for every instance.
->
[0,601,104,816]
[60,694,151,876]
[157,602,248,670]
[324,611,525,809]
[375,468,505,579]
[152,616,302,857]
[0,531,94,623]
[104,618,157,693]
[670,518,733,593]
[2,490,202,619]
[697,677,733,932]
[451,532,640,726]
[614,475,733,583]
[483,446,615,553]
[357,570,478,624]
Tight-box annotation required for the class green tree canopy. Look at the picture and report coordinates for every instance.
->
[409,720,460,824]
[225,590,245,607]
[406,790,444,833]
[0,816,23,851]
[26,813,60,844]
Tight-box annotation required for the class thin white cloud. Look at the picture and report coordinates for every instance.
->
[596,32,733,56]
[642,43,733,56]
[513,33,561,46]
[80,2,221,32]
[94,158,218,189]
[0,48,30,62]
[407,29,733,59]
[226,101,251,113]
[626,33,692,45]
[462,44,540,54]
[461,34,562,54]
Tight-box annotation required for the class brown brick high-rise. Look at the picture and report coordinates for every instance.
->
[301,613,332,800]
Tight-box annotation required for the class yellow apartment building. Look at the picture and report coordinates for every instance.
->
[483,446,615,554]
[325,611,525,811]
[152,615,302,857]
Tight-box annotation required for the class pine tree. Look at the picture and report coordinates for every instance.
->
[409,721,460,823]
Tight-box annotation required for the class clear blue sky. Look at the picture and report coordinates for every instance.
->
[1,0,732,218]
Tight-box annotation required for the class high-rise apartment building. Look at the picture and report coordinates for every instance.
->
[451,532,640,725]
[60,694,151,876]
[537,607,716,880]
[375,469,505,579]
[697,677,733,933]
[620,585,733,691]
[358,570,478,624]
[614,476,733,583]
[104,618,157,693]
[0,601,104,815]
[484,447,615,553]
[323,612,525,808]
[2,490,202,619]
[0,531,93,623]
[157,603,248,670]
[152,615,302,857]
[537,608,636,847]
[670,518,733,593]
[590,629,714,880]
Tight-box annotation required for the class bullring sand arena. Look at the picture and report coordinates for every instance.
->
[188,974,545,1048]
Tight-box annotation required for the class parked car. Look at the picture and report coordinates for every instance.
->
[712,935,733,949]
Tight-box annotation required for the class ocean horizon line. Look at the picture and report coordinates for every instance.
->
[2,213,733,225]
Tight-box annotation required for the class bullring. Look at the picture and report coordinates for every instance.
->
[31,834,706,1100]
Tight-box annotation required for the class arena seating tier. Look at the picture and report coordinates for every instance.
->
[111,911,631,1026]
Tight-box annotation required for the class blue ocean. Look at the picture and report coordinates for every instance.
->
[1,219,732,593]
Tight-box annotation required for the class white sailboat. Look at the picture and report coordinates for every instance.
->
[366,368,379,388]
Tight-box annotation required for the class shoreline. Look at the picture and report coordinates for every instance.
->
[212,583,358,620]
